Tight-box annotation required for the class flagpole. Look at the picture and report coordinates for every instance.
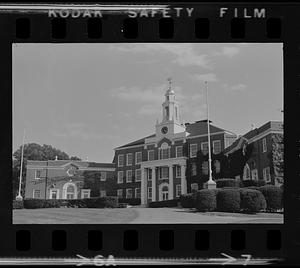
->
[205,81,216,188]
[16,129,26,201]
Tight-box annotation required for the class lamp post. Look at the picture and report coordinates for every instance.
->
[204,82,216,189]
[16,129,26,201]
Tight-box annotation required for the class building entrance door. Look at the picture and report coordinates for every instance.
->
[160,185,169,201]
[162,191,169,200]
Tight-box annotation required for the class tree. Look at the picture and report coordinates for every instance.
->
[12,143,80,198]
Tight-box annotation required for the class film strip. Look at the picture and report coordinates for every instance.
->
[0,1,299,266]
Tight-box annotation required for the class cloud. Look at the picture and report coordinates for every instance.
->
[215,46,240,58]
[108,43,212,69]
[191,73,218,82]
[223,83,247,92]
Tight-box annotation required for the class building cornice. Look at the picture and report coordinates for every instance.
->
[27,166,115,172]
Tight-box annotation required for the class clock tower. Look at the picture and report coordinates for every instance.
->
[155,78,186,138]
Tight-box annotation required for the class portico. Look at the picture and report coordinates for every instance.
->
[140,157,187,205]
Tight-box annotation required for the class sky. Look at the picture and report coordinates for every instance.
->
[13,43,283,162]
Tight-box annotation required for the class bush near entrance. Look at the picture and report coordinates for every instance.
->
[259,185,283,212]
[241,180,266,187]
[118,198,141,206]
[217,188,241,212]
[179,193,195,208]
[195,189,219,212]
[240,189,267,213]
[13,200,24,209]
[216,178,240,188]
[149,199,179,208]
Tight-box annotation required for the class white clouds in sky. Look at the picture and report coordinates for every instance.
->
[222,83,247,92]
[108,43,211,69]
[215,46,240,58]
[191,73,218,82]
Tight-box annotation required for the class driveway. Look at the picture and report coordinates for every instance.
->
[13,207,283,224]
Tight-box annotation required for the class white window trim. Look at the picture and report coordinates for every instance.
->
[135,188,141,198]
[117,189,123,197]
[190,144,197,158]
[176,185,181,197]
[135,152,142,164]
[126,153,133,166]
[175,165,181,178]
[118,154,124,167]
[126,170,132,183]
[176,146,183,158]
[126,188,133,198]
[35,170,42,179]
[148,150,154,161]
[202,161,209,175]
[32,189,41,198]
[135,169,141,182]
[81,189,91,199]
[214,160,221,174]
[212,140,221,154]
[49,189,60,199]
[147,187,152,199]
[251,169,258,180]
[100,171,107,181]
[262,138,267,153]
[117,171,124,184]
[191,162,197,176]
[201,142,208,155]
[100,190,106,197]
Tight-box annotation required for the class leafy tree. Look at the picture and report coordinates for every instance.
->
[12,143,80,198]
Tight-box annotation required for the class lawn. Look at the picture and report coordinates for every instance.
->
[13,207,283,224]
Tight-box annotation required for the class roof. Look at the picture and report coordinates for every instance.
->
[115,120,234,149]
[26,160,115,168]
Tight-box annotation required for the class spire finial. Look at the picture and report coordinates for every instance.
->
[167,77,172,90]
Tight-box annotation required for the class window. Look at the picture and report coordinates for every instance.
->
[148,187,152,199]
[118,154,124,167]
[135,152,142,164]
[135,188,141,198]
[126,188,132,198]
[33,189,41,198]
[126,170,132,183]
[190,144,197,158]
[100,171,106,181]
[243,164,251,180]
[201,142,209,155]
[251,169,258,180]
[176,185,181,197]
[176,146,183,158]
[147,169,152,181]
[126,153,133,166]
[135,169,141,182]
[202,161,209,175]
[262,138,267,153]
[117,189,123,197]
[100,190,106,197]
[148,150,154,161]
[117,171,123,183]
[213,140,221,154]
[175,107,178,119]
[159,167,169,179]
[81,189,91,199]
[175,165,181,178]
[191,183,198,193]
[191,162,197,176]
[263,167,271,182]
[214,160,221,174]
[165,106,169,119]
[35,170,41,179]
[66,184,75,199]
[50,189,59,199]
[159,144,170,160]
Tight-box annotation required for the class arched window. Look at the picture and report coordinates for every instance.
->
[243,163,251,180]
[159,142,170,159]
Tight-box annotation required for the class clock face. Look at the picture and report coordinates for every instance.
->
[161,126,168,134]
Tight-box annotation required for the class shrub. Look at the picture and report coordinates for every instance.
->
[149,199,179,208]
[179,194,195,208]
[243,186,260,191]
[216,178,240,188]
[241,180,266,187]
[13,200,24,209]
[84,197,118,208]
[259,185,283,212]
[194,189,219,212]
[217,189,241,212]
[118,198,141,206]
[240,189,267,213]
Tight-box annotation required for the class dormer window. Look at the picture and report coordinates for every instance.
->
[158,142,170,159]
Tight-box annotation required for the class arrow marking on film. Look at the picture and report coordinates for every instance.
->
[210,253,236,265]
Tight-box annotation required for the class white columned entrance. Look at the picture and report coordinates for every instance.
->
[169,165,174,199]
[151,167,156,202]
[141,167,148,205]
[181,164,187,195]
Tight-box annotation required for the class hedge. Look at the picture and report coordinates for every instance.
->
[259,185,283,212]
[240,189,267,213]
[241,180,266,187]
[194,189,219,212]
[23,197,118,209]
[179,193,195,208]
[118,198,141,206]
[217,188,241,212]
[13,200,24,209]
[216,178,240,188]
[149,199,179,208]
